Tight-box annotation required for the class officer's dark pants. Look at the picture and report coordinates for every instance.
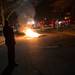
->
[6,44,15,65]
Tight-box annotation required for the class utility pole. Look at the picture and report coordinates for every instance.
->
[1,0,5,26]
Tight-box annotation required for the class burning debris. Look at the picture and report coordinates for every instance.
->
[23,28,40,38]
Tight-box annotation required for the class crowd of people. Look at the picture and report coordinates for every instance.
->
[35,18,70,31]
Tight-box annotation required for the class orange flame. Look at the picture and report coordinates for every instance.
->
[23,28,40,38]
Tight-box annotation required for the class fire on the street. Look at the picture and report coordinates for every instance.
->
[23,28,40,38]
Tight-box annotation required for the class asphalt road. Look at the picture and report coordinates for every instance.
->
[0,32,75,75]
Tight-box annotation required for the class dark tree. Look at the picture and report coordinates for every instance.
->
[35,0,54,20]
[35,0,75,20]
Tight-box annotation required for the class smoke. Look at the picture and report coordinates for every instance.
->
[16,1,35,21]
[11,0,36,32]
